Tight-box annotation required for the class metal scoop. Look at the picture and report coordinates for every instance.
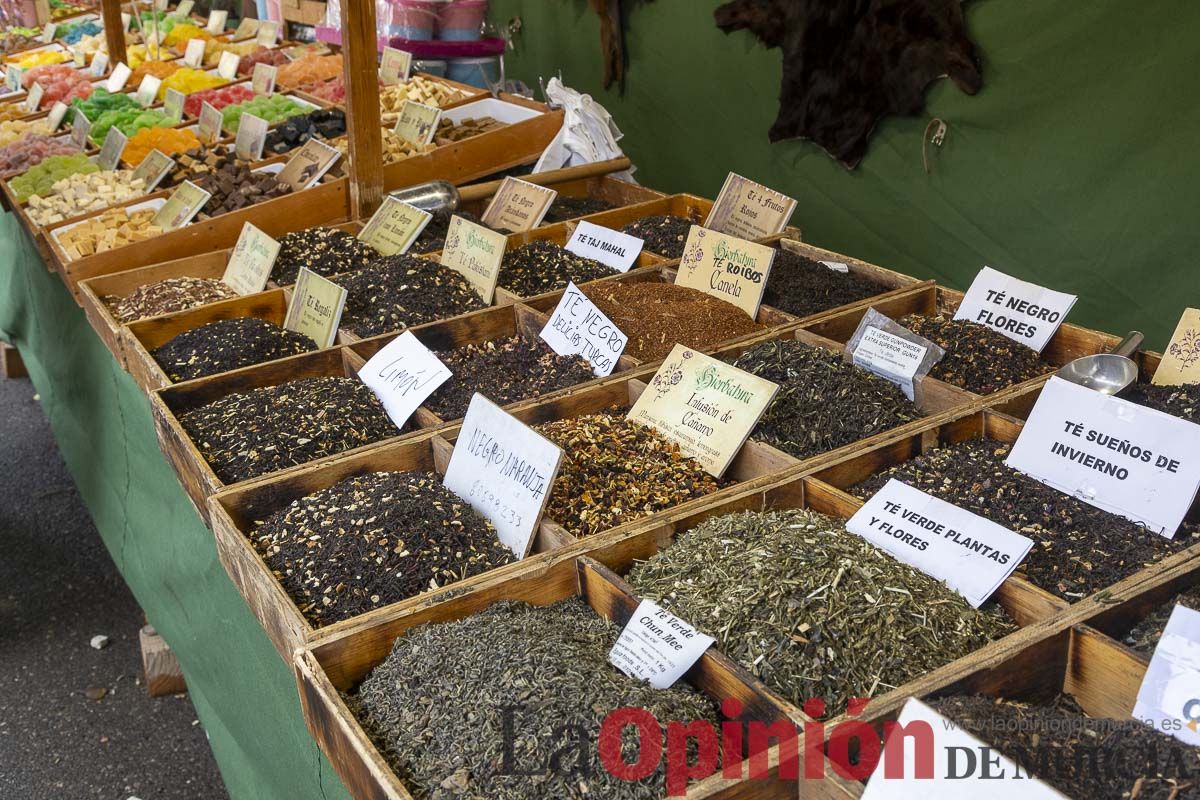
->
[1054,331,1145,395]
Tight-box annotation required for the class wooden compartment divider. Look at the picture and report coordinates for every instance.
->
[456,173,665,221]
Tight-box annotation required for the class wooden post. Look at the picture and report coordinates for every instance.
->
[100,0,127,68]
[340,0,385,218]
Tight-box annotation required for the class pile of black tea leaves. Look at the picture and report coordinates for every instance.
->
[543,195,615,222]
[336,254,487,338]
[620,214,695,259]
[1124,382,1200,423]
[899,313,1055,394]
[271,226,379,284]
[152,317,317,382]
[762,249,887,317]
[1123,584,1200,655]
[498,239,617,297]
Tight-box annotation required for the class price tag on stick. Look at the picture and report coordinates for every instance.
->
[152,180,212,231]
[704,172,797,240]
[96,126,128,170]
[198,101,222,144]
[177,0,195,16]
[284,267,347,348]
[439,215,505,303]
[357,331,452,429]
[216,50,240,81]
[480,176,557,232]
[205,9,228,33]
[675,226,776,318]
[40,22,57,43]
[564,220,643,272]
[104,61,131,92]
[251,62,277,95]
[22,82,43,113]
[276,137,341,191]
[4,65,22,94]
[70,109,90,149]
[256,20,279,47]
[129,149,176,191]
[379,46,412,85]
[89,51,108,78]
[609,599,715,689]
[356,197,432,256]
[442,394,564,558]
[134,75,161,106]
[233,17,258,39]
[540,282,628,377]
[234,113,269,161]
[163,88,185,123]
[953,266,1077,353]
[46,100,69,131]
[1132,604,1200,746]
[393,99,441,146]
[1153,308,1200,386]
[183,38,206,68]
[221,222,280,295]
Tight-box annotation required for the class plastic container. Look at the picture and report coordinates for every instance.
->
[390,0,439,40]
[445,55,498,88]
[437,0,486,41]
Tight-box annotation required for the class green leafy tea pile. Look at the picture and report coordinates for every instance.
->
[1124,382,1200,423]
[106,277,238,322]
[336,255,487,338]
[620,214,695,258]
[251,471,513,626]
[899,313,1055,393]
[535,412,722,537]
[626,509,1016,716]
[498,240,617,297]
[424,335,594,419]
[270,226,379,284]
[179,376,399,483]
[543,195,614,222]
[852,439,1200,599]
[762,250,887,317]
[927,695,1200,799]
[350,598,720,800]
[731,339,923,459]
[1124,584,1200,655]
[152,317,317,382]
[589,281,764,361]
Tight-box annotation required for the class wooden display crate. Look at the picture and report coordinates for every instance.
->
[456,174,665,222]
[572,193,714,259]
[295,555,798,800]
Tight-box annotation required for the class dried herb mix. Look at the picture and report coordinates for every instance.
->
[271,226,379,284]
[498,239,618,297]
[1125,382,1200,423]
[928,695,1200,799]
[1124,584,1200,656]
[536,412,723,538]
[106,277,238,322]
[351,599,720,800]
[424,335,594,420]
[853,439,1200,600]
[336,255,487,338]
[543,195,615,223]
[626,509,1016,716]
[763,249,886,317]
[152,317,317,383]
[589,281,764,362]
[621,214,695,259]
[252,471,513,626]
[899,313,1054,394]
[731,340,923,459]
[179,376,399,484]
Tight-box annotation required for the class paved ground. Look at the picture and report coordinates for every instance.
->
[0,376,227,799]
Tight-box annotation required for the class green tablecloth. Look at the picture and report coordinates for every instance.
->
[0,212,350,800]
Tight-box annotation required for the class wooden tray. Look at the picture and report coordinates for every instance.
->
[456,174,665,222]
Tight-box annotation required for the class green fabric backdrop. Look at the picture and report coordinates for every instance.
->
[492,0,1199,348]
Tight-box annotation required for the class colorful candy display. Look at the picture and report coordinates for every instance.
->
[157,67,226,99]
[1,29,41,55]
[25,170,147,224]
[163,24,215,50]
[0,134,79,177]
[22,64,93,110]
[70,87,139,121]
[129,58,180,85]
[0,119,52,148]
[6,48,71,69]
[89,108,173,145]
[58,20,102,45]
[276,54,343,88]
[236,47,289,77]
[122,125,201,166]
[55,207,164,259]
[203,41,258,69]
[8,152,95,200]
[183,83,254,118]
[221,95,311,132]
[124,41,172,70]
[300,74,382,105]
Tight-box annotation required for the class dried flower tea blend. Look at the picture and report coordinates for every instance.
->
[899,313,1055,394]
[337,255,487,338]
[152,317,317,383]
[1124,382,1200,423]
[498,240,618,297]
[106,277,238,323]
[270,226,379,284]
[621,214,695,259]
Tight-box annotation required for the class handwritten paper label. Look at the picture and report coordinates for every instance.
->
[540,282,627,377]
[440,215,505,303]
[23,81,43,113]
[205,9,228,33]
[628,345,779,477]
[1006,376,1200,537]
[177,0,195,16]
[4,66,21,93]
[233,17,258,39]
[72,47,86,68]
[183,37,206,68]
[442,394,564,558]
[104,61,131,92]
[393,99,441,146]
[276,137,340,191]
[134,74,161,106]
[675,226,775,318]
[96,126,127,170]
[609,599,715,689]
[284,267,346,348]
[954,266,1077,353]
[70,109,90,148]
[358,331,452,429]
[40,22,57,43]
[153,180,211,230]
[564,220,642,272]
[379,46,412,85]
[221,222,280,295]
[89,51,107,78]
[130,149,175,190]
[163,87,185,122]
[1133,604,1200,746]
[1154,308,1200,386]
[46,100,69,131]
[847,479,1033,608]
[198,101,222,143]
[250,62,277,95]
[255,20,279,46]
[480,176,557,233]
[859,699,1069,800]
[356,197,431,256]
[234,112,268,160]
[216,50,240,81]
[850,324,931,401]
[704,172,797,240]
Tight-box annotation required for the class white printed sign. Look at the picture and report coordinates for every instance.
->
[216,50,240,81]
[104,61,131,92]
[205,9,228,33]
[442,394,563,559]
[184,38,206,68]
[540,282,627,377]
[1006,377,1200,537]
[564,220,643,272]
[846,479,1033,608]
[89,51,108,78]
[1133,604,1200,746]
[134,75,161,106]
[860,699,1068,799]
[609,599,715,689]
[850,325,930,401]
[357,332,452,429]
[954,267,1077,353]
[46,101,69,131]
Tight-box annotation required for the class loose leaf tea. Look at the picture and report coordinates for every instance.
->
[620,214,695,259]
[424,335,594,420]
[899,313,1054,394]
[929,695,1200,799]
[627,509,1016,716]
[106,276,237,322]
[536,412,723,537]
[589,281,764,362]
[1124,585,1200,656]
[543,195,615,223]
[498,240,618,297]
[731,339,923,459]
[762,249,886,317]
[179,376,399,483]
[1124,382,1200,423]
[252,471,513,626]
[152,317,317,382]
[853,439,1200,600]
[336,255,487,338]
[350,598,721,800]
[410,208,485,254]
[270,226,379,284]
